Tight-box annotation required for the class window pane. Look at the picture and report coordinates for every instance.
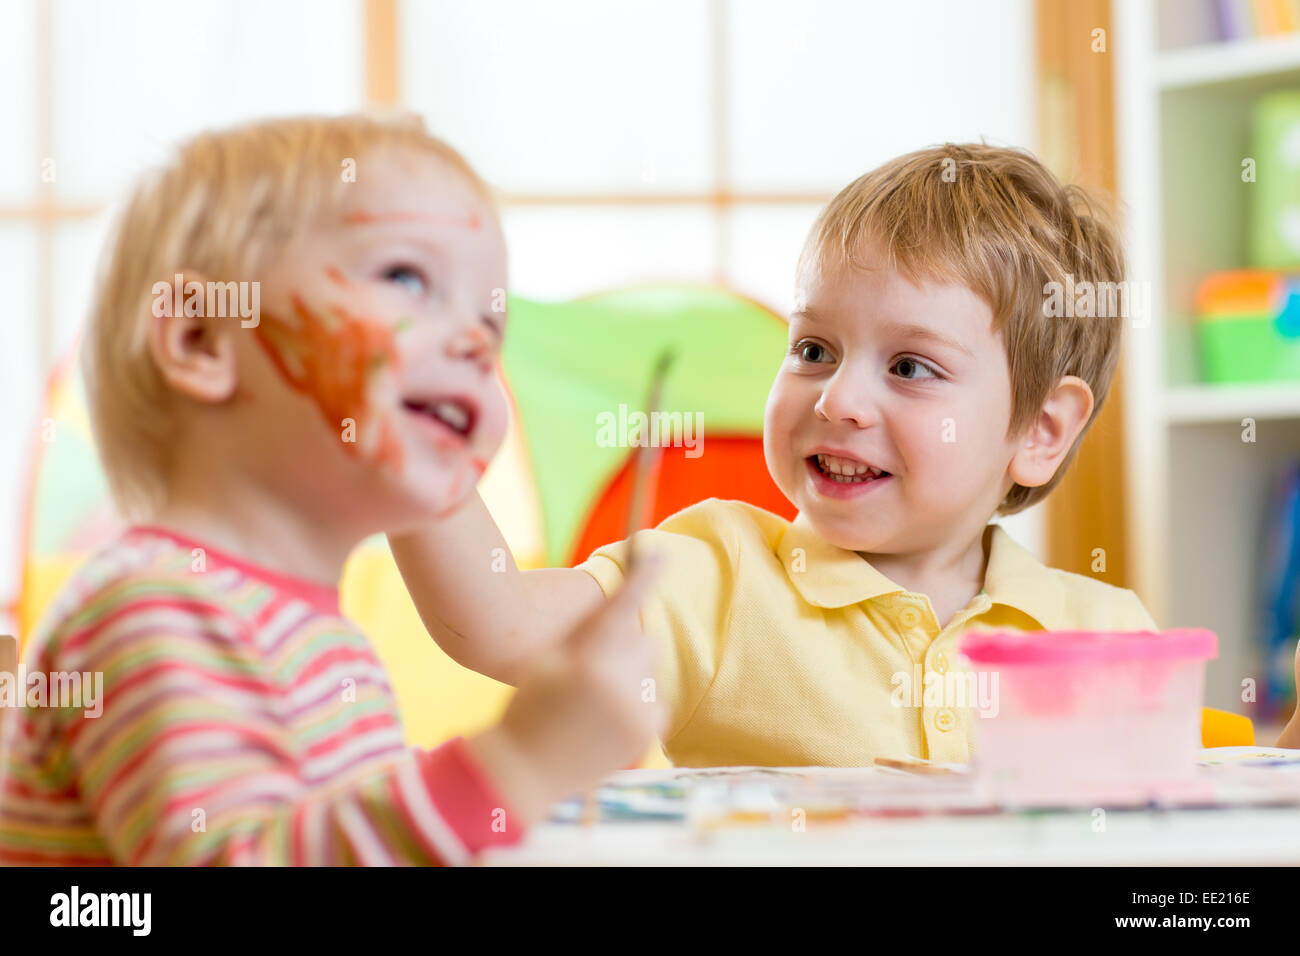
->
[0,227,41,619]
[54,211,116,361]
[52,0,364,203]
[0,0,37,202]
[725,203,823,317]
[726,0,1035,191]
[401,0,713,194]
[503,205,716,301]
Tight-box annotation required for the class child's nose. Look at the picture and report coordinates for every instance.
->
[814,370,879,427]
[444,322,497,373]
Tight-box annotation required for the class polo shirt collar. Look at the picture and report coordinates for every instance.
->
[776,513,1063,629]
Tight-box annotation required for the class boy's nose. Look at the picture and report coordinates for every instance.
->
[814,372,879,428]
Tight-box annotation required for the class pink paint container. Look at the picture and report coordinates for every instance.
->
[958,629,1217,806]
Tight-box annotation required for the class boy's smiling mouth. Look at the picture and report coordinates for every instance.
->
[810,452,890,482]
[805,451,893,497]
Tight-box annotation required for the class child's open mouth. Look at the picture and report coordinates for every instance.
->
[401,395,478,446]
[806,453,892,497]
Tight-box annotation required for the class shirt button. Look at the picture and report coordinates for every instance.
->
[933,652,948,673]
[935,709,955,732]
[899,606,921,628]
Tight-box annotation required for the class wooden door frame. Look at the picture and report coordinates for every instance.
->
[1037,0,1132,588]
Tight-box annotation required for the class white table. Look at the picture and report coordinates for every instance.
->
[481,754,1300,866]
[482,805,1300,866]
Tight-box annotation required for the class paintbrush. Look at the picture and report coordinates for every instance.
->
[579,347,676,826]
[873,755,962,776]
[624,347,676,571]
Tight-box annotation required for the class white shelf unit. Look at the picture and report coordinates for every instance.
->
[1116,2,1300,716]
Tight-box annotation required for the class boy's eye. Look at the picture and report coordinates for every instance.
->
[892,356,940,380]
[792,339,834,364]
[383,263,429,296]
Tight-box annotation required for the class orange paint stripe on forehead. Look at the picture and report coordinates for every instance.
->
[324,265,350,287]
[343,209,481,230]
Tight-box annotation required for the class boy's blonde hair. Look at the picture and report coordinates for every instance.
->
[798,143,1125,515]
[83,113,491,519]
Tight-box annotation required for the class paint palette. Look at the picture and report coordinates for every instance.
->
[1199,746,1300,768]
[547,755,1300,828]
[549,777,689,824]
[548,766,993,827]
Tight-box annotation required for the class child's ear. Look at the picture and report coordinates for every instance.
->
[146,269,239,403]
[1006,375,1094,490]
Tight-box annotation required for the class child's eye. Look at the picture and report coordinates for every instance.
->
[382,263,429,296]
[791,339,834,364]
[891,356,940,380]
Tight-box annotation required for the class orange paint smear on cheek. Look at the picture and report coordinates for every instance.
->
[254,293,405,472]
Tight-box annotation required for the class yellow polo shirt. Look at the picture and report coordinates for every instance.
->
[578,497,1158,768]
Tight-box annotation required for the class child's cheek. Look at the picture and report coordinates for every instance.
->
[254,293,405,472]
[478,388,510,458]
[769,384,805,464]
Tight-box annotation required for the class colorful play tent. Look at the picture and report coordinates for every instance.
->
[15,285,796,759]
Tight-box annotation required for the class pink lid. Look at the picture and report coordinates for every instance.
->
[959,628,1217,665]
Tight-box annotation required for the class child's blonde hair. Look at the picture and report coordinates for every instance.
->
[83,113,491,519]
[798,142,1126,515]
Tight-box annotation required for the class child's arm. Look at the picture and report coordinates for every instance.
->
[47,563,659,865]
[389,490,605,684]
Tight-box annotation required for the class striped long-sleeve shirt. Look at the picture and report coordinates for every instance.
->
[0,526,521,865]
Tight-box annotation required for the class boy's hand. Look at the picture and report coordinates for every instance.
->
[465,556,664,826]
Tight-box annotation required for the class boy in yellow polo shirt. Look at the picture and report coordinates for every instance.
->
[390,144,1205,766]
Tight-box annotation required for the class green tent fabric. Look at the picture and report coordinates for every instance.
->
[503,285,787,565]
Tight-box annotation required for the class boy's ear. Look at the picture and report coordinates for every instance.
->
[1006,375,1094,490]
[146,270,239,403]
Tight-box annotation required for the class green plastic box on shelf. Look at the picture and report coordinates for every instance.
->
[1195,270,1300,384]
[1250,91,1300,270]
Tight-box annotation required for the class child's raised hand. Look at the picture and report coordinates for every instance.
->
[464,556,664,827]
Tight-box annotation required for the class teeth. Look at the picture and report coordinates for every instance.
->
[811,452,883,476]
[406,398,472,435]
[816,453,882,480]
[431,401,469,433]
